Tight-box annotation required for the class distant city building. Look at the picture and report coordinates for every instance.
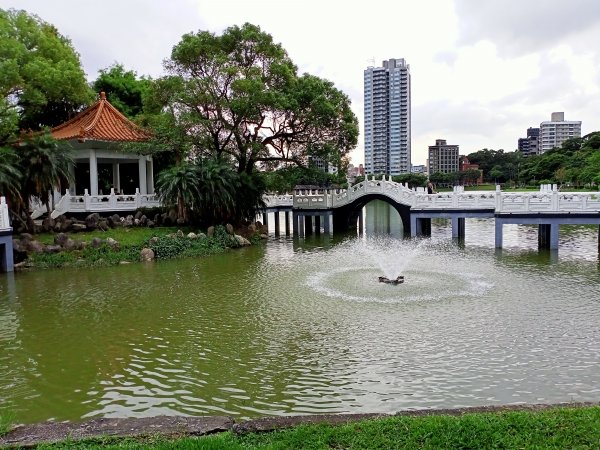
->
[459,155,483,184]
[363,58,411,175]
[308,156,337,174]
[518,127,540,157]
[411,164,426,174]
[348,164,365,178]
[428,139,459,174]
[539,112,581,153]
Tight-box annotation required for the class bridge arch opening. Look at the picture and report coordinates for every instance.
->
[333,193,412,236]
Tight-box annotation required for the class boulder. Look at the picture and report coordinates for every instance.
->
[91,237,104,248]
[106,238,120,250]
[44,244,62,254]
[19,233,34,242]
[260,234,268,239]
[54,233,69,247]
[176,229,184,238]
[63,239,77,251]
[140,248,155,262]
[207,226,215,237]
[41,217,55,232]
[162,213,172,226]
[12,239,28,263]
[226,223,234,235]
[85,213,101,230]
[255,221,263,228]
[71,223,87,232]
[154,213,161,226]
[97,220,109,231]
[123,215,134,227]
[187,232,198,239]
[234,235,251,246]
[248,224,256,233]
[147,220,155,228]
[198,232,206,239]
[176,218,185,226]
[75,240,87,250]
[168,209,178,223]
[148,236,160,246]
[134,210,143,221]
[62,219,73,232]
[140,215,148,226]
[134,218,141,226]
[28,240,45,253]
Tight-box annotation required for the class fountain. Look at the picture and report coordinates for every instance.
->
[378,275,404,285]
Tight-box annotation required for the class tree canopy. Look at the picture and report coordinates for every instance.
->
[92,64,150,118]
[147,23,358,175]
[0,8,92,141]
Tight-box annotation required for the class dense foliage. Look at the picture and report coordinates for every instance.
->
[0,8,92,140]
[146,23,358,176]
[466,132,600,187]
[92,64,150,118]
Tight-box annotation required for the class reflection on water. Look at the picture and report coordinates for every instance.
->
[1,201,599,424]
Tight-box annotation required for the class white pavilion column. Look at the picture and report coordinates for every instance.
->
[69,163,76,194]
[112,163,120,193]
[147,158,154,194]
[89,149,98,195]
[138,156,148,195]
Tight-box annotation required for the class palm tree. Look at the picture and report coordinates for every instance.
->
[19,133,74,215]
[196,159,240,223]
[0,146,22,203]
[155,162,201,222]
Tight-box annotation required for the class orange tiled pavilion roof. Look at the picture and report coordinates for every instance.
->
[51,92,150,142]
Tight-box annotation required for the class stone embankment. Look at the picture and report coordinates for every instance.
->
[1,402,598,448]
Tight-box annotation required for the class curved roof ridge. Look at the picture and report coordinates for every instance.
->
[51,92,151,142]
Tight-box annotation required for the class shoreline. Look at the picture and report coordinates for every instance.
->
[2,401,599,447]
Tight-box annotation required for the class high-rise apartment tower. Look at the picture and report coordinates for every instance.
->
[364,58,411,175]
[539,112,581,153]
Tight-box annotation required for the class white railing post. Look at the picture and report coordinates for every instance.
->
[0,196,11,230]
[135,188,141,208]
[110,188,117,209]
[84,189,90,210]
[495,185,502,212]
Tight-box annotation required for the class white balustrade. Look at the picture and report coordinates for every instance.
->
[1,197,11,231]
[37,181,600,219]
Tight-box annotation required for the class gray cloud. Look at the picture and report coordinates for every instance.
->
[454,0,600,57]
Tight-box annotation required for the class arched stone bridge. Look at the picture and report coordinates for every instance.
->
[262,176,600,251]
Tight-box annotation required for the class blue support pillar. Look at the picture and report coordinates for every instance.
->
[495,220,503,248]
[410,215,418,237]
[323,212,331,234]
[274,211,280,236]
[451,217,465,239]
[0,236,14,273]
[292,212,299,236]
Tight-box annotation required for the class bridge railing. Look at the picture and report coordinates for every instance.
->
[0,197,11,231]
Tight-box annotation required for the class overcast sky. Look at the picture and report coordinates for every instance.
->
[3,0,600,166]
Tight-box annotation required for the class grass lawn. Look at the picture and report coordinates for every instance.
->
[24,225,253,269]
[32,406,600,449]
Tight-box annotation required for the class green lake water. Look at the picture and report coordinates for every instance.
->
[1,201,600,424]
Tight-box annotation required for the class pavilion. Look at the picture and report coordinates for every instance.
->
[46,92,159,218]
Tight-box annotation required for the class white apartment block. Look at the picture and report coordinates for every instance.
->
[364,58,411,175]
[539,112,582,153]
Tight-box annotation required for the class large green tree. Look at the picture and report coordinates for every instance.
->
[92,64,150,118]
[150,23,358,175]
[0,8,92,140]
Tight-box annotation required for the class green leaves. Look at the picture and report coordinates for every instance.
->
[0,8,93,136]
[151,22,357,174]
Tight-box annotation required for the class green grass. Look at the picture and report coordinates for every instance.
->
[34,406,600,449]
[0,411,14,436]
[26,226,251,270]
